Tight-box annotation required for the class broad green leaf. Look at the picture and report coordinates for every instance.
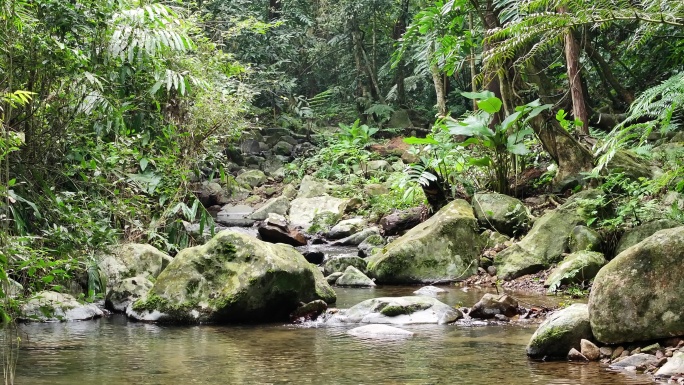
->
[404,136,439,145]
[501,111,522,131]
[447,116,493,137]
[461,91,495,100]
[469,156,492,167]
[140,158,149,171]
[477,97,503,114]
[507,142,530,155]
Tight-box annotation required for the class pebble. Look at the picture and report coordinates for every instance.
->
[580,339,600,361]
[568,348,589,361]
[612,346,625,359]
[599,346,613,358]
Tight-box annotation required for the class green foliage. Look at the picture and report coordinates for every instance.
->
[403,93,551,195]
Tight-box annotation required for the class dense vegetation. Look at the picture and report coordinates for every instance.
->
[2,0,684,330]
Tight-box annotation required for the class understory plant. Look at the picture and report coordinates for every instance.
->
[403,91,551,201]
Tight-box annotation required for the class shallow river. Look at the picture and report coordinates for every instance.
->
[14,286,654,384]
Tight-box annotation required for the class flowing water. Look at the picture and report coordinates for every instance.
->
[13,286,654,384]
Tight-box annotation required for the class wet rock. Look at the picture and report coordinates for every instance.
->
[264,213,288,229]
[545,251,606,293]
[3,278,23,298]
[612,346,625,359]
[273,141,294,156]
[599,346,613,358]
[257,223,308,247]
[526,304,593,359]
[610,353,659,370]
[472,193,531,236]
[379,207,422,236]
[589,226,684,344]
[20,291,103,322]
[336,266,375,287]
[357,234,386,258]
[322,254,367,275]
[655,352,684,379]
[614,219,680,256]
[216,204,256,227]
[327,217,366,240]
[347,324,414,339]
[326,272,343,285]
[106,276,153,312]
[332,227,380,247]
[194,181,231,207]
[235,169,267,188]
[290,300,328,322]
[296,175,336,199]
[289,196,349,230]
[413,286,447,296]
[329,296,462,325]
[302,250,324,264]
[248,196,289,221]
[99,243,173,291]
[469,293,519,319]
[581,339,600,361]
[495,190,601,280]
[568,348,589,361]
[128,231,335,323]
[568,226,601,253]
[368,200,483,284]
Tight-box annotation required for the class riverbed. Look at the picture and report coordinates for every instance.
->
[14,286,654,384]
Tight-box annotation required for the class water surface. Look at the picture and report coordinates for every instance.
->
[14,286,654,384]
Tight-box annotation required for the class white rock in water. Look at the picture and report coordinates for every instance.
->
[347,324,414,338]
[413,285,447,296]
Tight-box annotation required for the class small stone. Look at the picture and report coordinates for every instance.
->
[631,348,641,356]
[655,357,669,368]
[642,343,661,354]
[494,314,510,322]
[612,346,625,359]
[656,350,665,359]
[326,272,343,285]
[568,348,588,361]
[486,266,497,276]
[580,339,600,361]
[620,350,630,358]
[600,346,613,358]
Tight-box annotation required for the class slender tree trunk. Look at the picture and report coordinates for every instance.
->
[351,26,386,105]
[393,0,410,106]
[560,8,589,135]
[268,0,281,20]
[469,12,478,110]
[428,42,447,117]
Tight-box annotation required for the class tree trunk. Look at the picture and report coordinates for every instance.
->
[561,9,589,135]
[268,0,281,20]
[582,38,634,106]
[428,42,447,117]
[393,0,410,106]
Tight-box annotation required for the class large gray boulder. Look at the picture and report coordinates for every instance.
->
[20,291,103,322]
[545,251,606,293]
[106,276,153,312]
[215,204,256,227]
[367,200,482,283]
[494,190,599,280]
[235,169,267,188]
[472,193,531,236]
[289,196,349,230]
[336,266,375,287]
[655,351,684,379]
[588,226,684,344]
[296,175,337,199]
[526,304,593,359]
[128,231,336,323]
[327,217,366,239]
[99,243,172,291]
[247,196,289,221]
[614,219,680,256]
[469,293,519,319]
[330,296,462,325]
[322,254,368,275]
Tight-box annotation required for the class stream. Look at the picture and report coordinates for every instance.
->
[13,286,655,384]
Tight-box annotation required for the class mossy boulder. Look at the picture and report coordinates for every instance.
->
[614,219,680,256]
[606,150,657,180]
[99,243,172,291]
[335,266,375,287]
[545,251,607,293]
[367,200,483,283]
[20,291,104,322]
[128,230,336,324]
[472,193,531,236]
[526,304,593,359]
[322,254,368,275]
[358,234,386,258]
[568,225,601,252]
[495,190,600,280]
[235,169,267,188]
[329,296,462,325]
[588,226,684,344]
[106,276,153,312]
[289,196,349,230]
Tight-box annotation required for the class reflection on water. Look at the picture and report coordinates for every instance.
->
[13,286,654,384]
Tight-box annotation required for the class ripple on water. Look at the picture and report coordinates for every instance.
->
[12,286,655,385]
